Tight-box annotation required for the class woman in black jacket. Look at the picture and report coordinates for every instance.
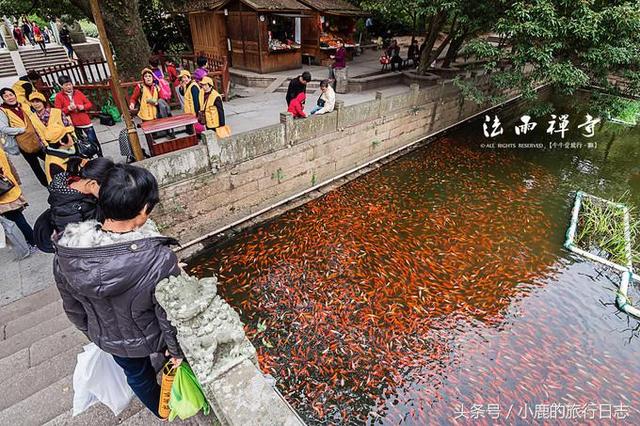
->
[35,157,114,252]
[54,164,183,418]
[48,157,114,232]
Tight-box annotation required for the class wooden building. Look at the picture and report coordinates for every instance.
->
[186,0,313,74]
[187,0,229,58]
[297,0,365,65]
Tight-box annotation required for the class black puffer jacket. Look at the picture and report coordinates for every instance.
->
[53,220,183,358]
[48,172,101,233]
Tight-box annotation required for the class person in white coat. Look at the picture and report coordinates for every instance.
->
[310,80,336,115]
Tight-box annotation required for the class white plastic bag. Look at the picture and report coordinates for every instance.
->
[72,343,134,416]
[0,219,5,249]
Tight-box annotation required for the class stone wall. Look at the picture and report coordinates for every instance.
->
[142,77,520,244]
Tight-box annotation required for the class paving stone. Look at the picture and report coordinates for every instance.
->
[0,313,71,359]
[0,348,29,383]
[0,346,78,410]
[0,375,73,426]
[29,326,87,367]
[4,300,63,338]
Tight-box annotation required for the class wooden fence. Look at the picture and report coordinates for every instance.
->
[180,52,230,100]
[37,52,231,115]
[38,59,111,87]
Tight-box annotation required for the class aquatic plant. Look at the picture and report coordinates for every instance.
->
[575,195,640,266]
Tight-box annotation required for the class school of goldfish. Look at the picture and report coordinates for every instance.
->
[189,136,640,425]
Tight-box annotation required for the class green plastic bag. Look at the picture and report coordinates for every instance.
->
[49,83,61,103]
[101,97,122,123]
[168,363,210,421]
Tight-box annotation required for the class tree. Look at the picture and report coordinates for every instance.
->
[70,0,151,79]
[139,0,192,57]
[356,0,500,74]
[0,0,151,79]
[459,0,640,111]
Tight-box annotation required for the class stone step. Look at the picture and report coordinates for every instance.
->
[0,285,60,326]
[20,50,67,57]
[29,326,88,366]
[0,345,80,410]
[21,52,68,60]
[0,348,29,383]
[0,375,74,426]
[20,46,67,56]
[3,299,63,339]
[0,313,73,359]
[44,397,146,426]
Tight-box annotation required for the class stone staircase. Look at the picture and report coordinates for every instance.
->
[19,45,71,72]
[0,52,17,78]
[275,79,321,95]
[0,285,216,425]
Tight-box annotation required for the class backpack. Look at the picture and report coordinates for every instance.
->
[155,69,172,101]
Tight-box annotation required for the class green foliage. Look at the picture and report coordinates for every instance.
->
[462,1,640,110]
[576,196,639,267]
[139,0,192,54]
[272,168,284,184]
[0,0,85,21]
[79,19,97,37]
[27,14,49,28]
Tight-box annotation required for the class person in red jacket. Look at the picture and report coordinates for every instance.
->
[54,75,102,157]
[287,92,307,119]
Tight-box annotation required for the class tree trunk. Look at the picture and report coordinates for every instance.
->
[442,30,467,68]
[426,31,454,69]
[71,0,151,80]
[417,12,446,74]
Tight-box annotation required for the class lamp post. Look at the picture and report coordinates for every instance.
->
[89,0,144,161]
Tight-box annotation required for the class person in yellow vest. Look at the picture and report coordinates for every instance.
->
[179,70,201,116]
[129,68,159,122]
[29,92,77,184]
[0,87,48,187]
[200,77,230,138]
[11,71,42,105]
[0,143,36,256]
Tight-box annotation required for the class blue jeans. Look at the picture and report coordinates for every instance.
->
[309,105,322,115]
[76,126,103,157]
[112,355,161,418]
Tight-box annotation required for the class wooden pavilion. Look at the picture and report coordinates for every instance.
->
[186,0,314,73]
[297,0,365,65]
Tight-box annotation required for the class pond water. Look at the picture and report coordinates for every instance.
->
[189,93,640,425]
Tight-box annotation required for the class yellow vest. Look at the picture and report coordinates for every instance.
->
[138,84,159,121]
[11,80,30,105]
[0,104,46,153]
[39,108,75,145]
[183,81,200,115]
[203,90,222,129]
[0,146,22,205]
[45,144,76,184]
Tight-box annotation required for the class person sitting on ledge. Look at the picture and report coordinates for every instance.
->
[310,80,335,115]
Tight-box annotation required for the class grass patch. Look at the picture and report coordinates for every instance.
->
[575,196,639,266]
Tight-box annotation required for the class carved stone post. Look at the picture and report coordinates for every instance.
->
[156,274,305,426]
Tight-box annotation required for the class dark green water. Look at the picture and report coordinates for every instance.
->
[190,92,640,425]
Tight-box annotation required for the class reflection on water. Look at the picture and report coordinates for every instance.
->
[189,94,640,424]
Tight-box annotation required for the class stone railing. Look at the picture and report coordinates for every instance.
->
[156,274,305,425]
